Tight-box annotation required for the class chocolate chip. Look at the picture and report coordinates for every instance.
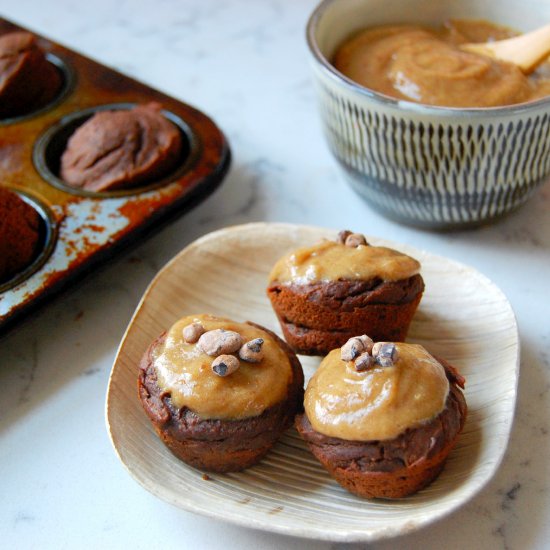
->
[341,337,366,362]
[354,352,374,371]
[371,342,385,357]
[239,338,264,363]
[344,233,368,248]
[247,338,264,353]
[211,354,240,377]
[337,230,353,244]
[373,343,398,367]
[182,322,205,344]
[197,329,243,356]
[357,334,374,354]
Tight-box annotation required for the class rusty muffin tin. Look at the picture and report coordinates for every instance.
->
[0,18,231,335]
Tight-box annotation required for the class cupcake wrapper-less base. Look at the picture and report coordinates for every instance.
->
[267,275,424,355]
[138,324,304,473]
[295,368,467,499]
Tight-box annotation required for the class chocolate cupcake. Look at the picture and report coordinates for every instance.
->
[60,102,182,192]
[0,31,62,118]
[138,314,304,472]
[267,230,424,355]
[295,337,467,499]
[0,187,42,283]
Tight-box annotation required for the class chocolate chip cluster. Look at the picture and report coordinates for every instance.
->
[340,335,398,372]
[182,322,264,377]
[337,229,368,248]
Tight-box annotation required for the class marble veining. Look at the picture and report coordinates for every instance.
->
[16,338,38,406]
[1,0,550,549]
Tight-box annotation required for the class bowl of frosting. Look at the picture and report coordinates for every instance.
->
[307,0,550,229]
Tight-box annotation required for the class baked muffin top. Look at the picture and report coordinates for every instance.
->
[304,340,449,441]
[0,31,62,118]
[0,187,41,282]
[269,231,420,285]
[60,102,182,192]
[152,314,294,420]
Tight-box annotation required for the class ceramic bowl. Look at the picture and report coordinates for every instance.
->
[306,0,550,229]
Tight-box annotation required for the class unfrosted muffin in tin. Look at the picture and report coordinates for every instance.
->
[267,230,424,355]
[295,336,467,499]
[0,31,62,118]
[138,314,304,472]
[60,102,183,192]
[0,187,43,283]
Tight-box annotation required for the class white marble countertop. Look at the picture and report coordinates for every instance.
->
[1,1,549,548]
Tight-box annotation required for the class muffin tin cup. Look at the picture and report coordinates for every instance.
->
[0,188,58,293]
[0,53,76,126]
[0,18,231,334]
[33,103,200,199]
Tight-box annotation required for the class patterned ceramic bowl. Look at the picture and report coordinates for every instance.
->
[307,0,550,229]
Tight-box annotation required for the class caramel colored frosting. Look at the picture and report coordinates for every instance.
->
[304,343,449,441]
[153,314,293,420]
[333,20,550,108]
[269,239,420,284]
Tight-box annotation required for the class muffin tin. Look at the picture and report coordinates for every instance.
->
[0,18,231,335]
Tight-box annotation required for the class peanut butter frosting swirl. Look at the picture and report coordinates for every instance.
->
[153,314,293,420]
[333,21,550,108]
[304,343,449,441]
[268,239,420,284]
